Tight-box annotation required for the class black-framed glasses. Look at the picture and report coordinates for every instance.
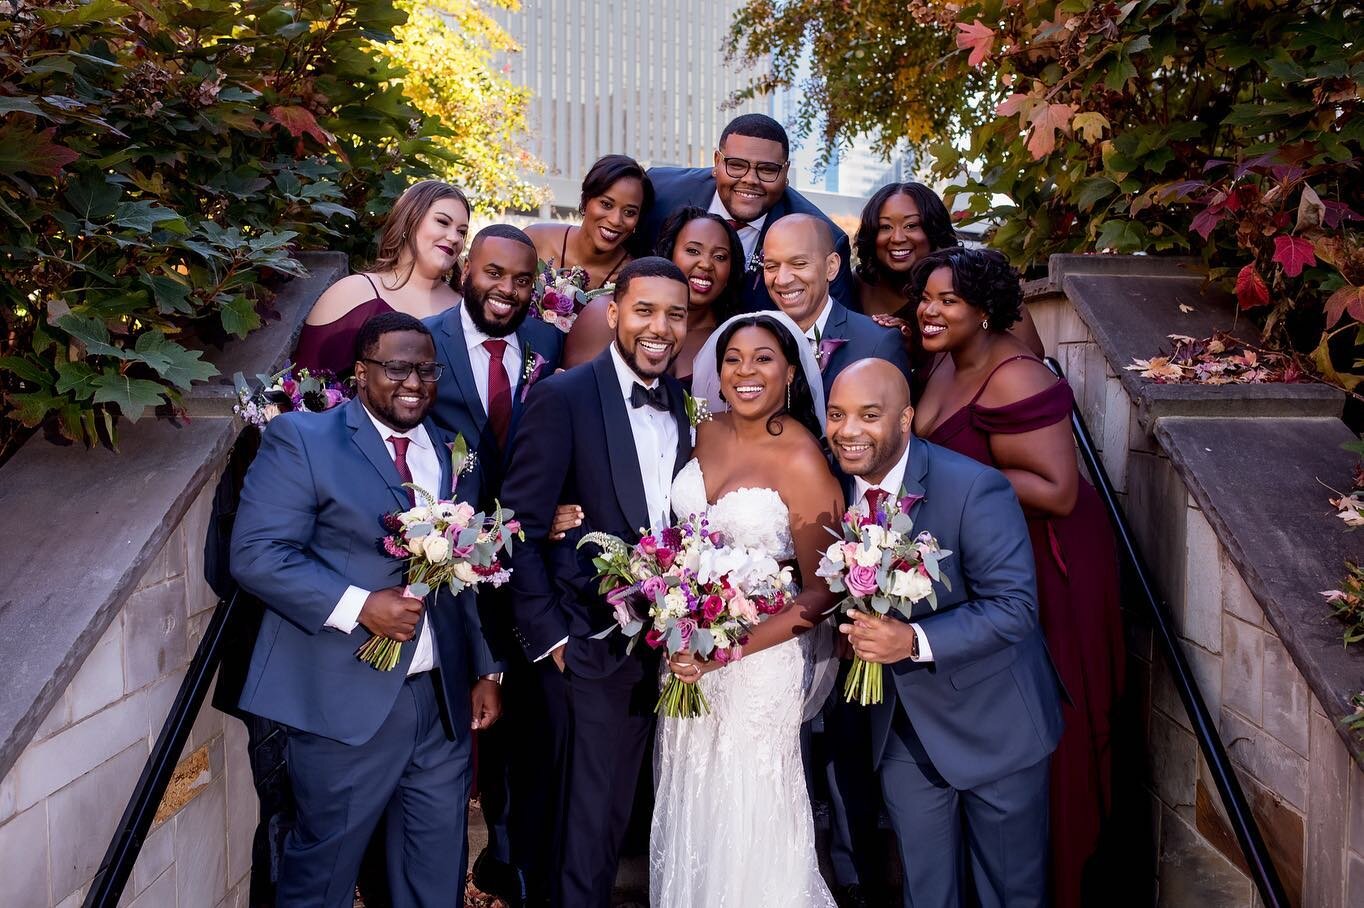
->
[718,153,787,183]
[361,358,444,382]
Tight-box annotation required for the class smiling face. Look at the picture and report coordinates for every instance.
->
[355,330,438,432]
[826,360,913,483]
[762,216,840,331]
[916,265,983,354]
[670,217,733,312]
[719,324,797,422]
[462,236,537,338]
[407,197,470,278]
[875,191,933,276]
[608,274,689,380]
[713,134,788,223]
[582,176,644,254]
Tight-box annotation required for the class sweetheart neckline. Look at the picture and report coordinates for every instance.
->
[681,458,788,514]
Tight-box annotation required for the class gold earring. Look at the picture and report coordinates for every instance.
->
[786,382,792,410]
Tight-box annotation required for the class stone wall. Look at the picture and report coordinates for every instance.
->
[1029,255,1364,907]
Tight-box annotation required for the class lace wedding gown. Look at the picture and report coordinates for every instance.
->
[650,458,835,908]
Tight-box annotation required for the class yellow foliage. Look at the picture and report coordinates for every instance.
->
[382,0,548,213]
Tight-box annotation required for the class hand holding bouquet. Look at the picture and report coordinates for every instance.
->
[578,515,796,717]
[528,258,614,332]
[817,493,952,705]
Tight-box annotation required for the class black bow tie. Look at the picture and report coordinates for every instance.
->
[630,381,671,412]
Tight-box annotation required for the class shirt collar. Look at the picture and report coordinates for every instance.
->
[803,297,834,341]
[460,301,522,356]
[361,401,430,450]
[853,437,912,504]
[707,190,768,235]
[608,342,658,400]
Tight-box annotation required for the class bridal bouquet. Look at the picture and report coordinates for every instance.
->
[528,258,614,332]
[579,515,796,717]
[817,494,952,705]
[360,436,523,670]
[232,364,349,427]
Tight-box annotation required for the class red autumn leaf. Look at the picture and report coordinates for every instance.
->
[1325,286,1364,328]
[995,92,1034,123]
[268,106,335,146]
[1025,102,1075,160]
[0,123,79,178]
[1271,234,1316,278]
[1322,200,1363,229]
[955,19,995,67]
[1234,264,1270,310]
[1189,203,1226,240]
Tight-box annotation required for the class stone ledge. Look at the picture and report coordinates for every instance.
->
[1154,416,1364,768]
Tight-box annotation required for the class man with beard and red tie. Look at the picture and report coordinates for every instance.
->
[426,224,564,908]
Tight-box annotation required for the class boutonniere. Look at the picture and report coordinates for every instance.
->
[746,248,764,275]
[446,433,478,493]
[519,345,548,403]
[683,392,713,428]
[812,325,848,372]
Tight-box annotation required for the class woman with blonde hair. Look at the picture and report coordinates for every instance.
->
[294,180,471,374]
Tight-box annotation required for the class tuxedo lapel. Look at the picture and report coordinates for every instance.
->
[346,399,412,511]
[437,310,489,433]
[507,323,545,442]
[425,419,455,501]
[592,352,651,532]
[688,170,717,208]
[662,374,692,476]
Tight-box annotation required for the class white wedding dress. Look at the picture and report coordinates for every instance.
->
[649,457,836,908]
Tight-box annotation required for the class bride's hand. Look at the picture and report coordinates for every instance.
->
[668,650,714,685]
[550,504,583,540]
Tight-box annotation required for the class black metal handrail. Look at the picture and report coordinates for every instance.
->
[1044,357,1288,908]
[84,591,242,907]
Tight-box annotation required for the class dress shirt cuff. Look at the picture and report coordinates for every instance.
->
[909,623,934,663]
[535,637,569,663]
[481,673,504,684]
[326,585,370,634]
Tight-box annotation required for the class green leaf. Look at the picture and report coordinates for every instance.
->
[131,331,217,389]
[1096,219,1149,253]
[219,295,261,338]
[64,175,122,221]
[1074,177,1119,213]
[90,370,167,420]
[110,200,184,233]
[1103,55,1137,90]
[55,313,128,358]
[0,355,52,386]
[142,274,194,315]
[10,391,66,426]
[55,361,100,400]
[36,0,134,26]
[0,97,49,119]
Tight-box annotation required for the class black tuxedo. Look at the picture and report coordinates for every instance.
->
[500,349,692,907]
[640,166,857,313]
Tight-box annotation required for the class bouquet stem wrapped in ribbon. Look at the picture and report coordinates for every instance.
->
[579,515,795,718]
[817,492,952,705]
[361,435,522,670]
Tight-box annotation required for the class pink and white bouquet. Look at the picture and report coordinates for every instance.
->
[528,258,614,332]
[579,515,796,717]
[359,436,523,671]
[232,363,349,427]
[817,493,952,705]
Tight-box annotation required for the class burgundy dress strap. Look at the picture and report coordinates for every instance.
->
[967,354,1043,406]
[969,380,1073,434]
[560,226,570,266]
[293,294,393,375]
[362,272,381,297]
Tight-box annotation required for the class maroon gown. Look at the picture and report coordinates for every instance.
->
[292,277,394,375]
[923,355,1124,908]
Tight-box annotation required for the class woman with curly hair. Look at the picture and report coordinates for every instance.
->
[910,246,1124,908]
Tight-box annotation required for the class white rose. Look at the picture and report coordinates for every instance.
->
[891,569,934,602]
[452,561,479,584]
[663,588,688,618]
[862,525,889,549]
[823,542,845,566]
[424,535,451,564]
[852,544,882,568]
[711,626,730,649]
[406,534,427,558]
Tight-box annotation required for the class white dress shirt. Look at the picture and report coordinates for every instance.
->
[801,296,835,345]
[460,303,521,412]
[708,191,768,262]
[851,439,934,663]
[326,404,441,675]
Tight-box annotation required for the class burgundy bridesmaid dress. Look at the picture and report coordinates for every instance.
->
[292,275,395,375]
[923,355,1125,908]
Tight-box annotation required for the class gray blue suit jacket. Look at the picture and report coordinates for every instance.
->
[230,397,503,745]
[640,166,856,313]
[817,301,912,394]
[867,438,1063,790]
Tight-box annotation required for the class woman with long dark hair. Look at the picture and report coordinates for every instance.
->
[294,180,471,375]
[910,246,1124,908]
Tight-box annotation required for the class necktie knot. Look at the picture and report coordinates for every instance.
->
[482,338,507,358]
[387,435,411,458]
[630,381,671,412]
[863,486,890,515]
[726,217,747,232]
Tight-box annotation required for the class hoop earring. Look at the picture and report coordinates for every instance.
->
[786,382,792,410]
[981,319,990,331]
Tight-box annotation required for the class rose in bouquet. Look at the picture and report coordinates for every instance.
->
[816,493,952,705]
[528,258,614,332]
[360,436,523,670]
[578,515,796,717]
[233,363,350,427]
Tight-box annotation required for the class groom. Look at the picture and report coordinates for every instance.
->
[827,359,1063,908]
[500,257,692,908]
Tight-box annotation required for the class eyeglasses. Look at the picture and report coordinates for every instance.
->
[718,153,787,184]
[361,359,444,382]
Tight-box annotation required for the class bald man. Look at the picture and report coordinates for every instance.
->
[760,214,909,393]
[826,361,1063,908]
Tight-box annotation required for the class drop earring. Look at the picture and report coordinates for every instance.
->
[786,382,792,410]
[981,319,990,331]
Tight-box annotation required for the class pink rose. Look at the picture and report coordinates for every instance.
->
[845,564,880,598]
[729,592,758,624]
[701,594,725,622]
[640,575,667,601]
[714,645,743,665]
[645,627,664,649]
[638,535,659,555]
[656,547,677,570]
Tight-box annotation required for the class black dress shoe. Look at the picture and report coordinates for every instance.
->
[471,848,529,908]
[834,883,871,908]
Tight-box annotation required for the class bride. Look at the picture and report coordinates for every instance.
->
[652,311,845,908]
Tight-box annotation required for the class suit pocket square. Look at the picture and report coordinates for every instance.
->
[949,646,1019,691]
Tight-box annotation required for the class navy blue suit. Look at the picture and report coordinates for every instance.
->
[640,166,857,313]
[231,398,502,907]
[871,439,1062,907]
[500,350,691,907]
[816,300,912,394]
[425,308,564,893]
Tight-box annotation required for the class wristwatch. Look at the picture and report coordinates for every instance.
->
[481,673,504,684]
[909,626,920,661]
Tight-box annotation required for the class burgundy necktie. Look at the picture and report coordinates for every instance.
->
[482,338,512,449]
[863,486,890,516]
[388,435,415,506]
[726,218,747,232]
